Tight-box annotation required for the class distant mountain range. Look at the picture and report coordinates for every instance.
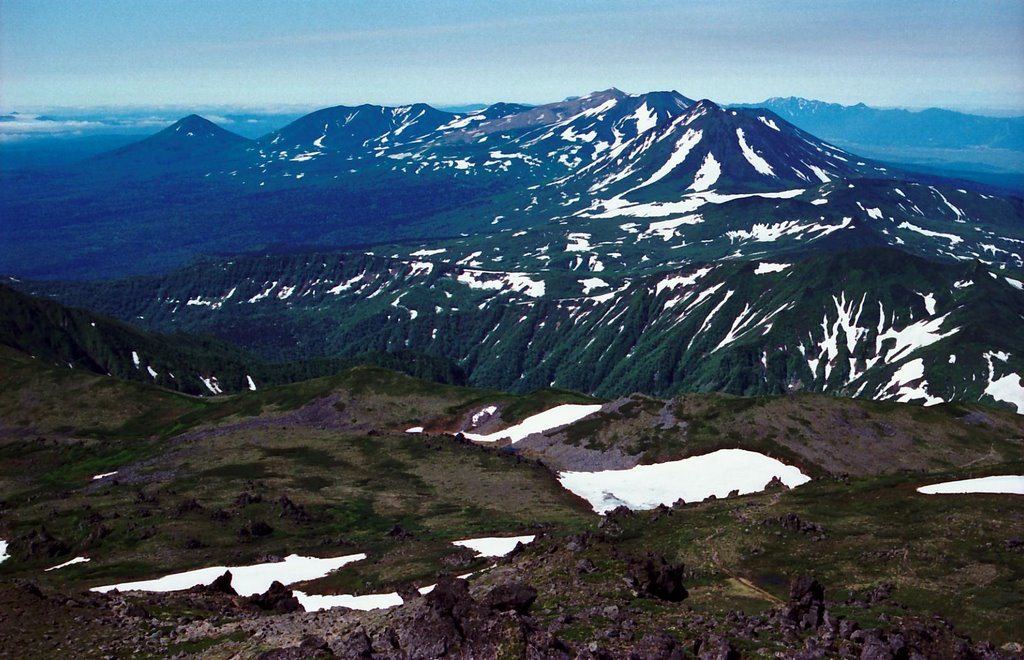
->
[3,89,1021,280]
[733,97,1024,181]
[3,88,1023,413]
[738,97,1024,152]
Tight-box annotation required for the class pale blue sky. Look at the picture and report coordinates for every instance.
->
[2,0,1023,112]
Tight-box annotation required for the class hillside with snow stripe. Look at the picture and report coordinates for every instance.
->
[25,246,1024,412]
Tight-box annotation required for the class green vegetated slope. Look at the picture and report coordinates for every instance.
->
[0,345,1022,647]
[26,247,1024,413]
[0,283,467,395]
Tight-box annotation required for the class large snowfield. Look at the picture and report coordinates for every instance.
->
[558,448,811,514]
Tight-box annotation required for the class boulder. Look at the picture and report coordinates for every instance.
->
[483,582,537,614]
[17,527,70,560]
[786,576,825,629]
[239,520,274,537]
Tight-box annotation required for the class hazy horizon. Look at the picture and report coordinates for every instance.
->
[3,0,1022,114]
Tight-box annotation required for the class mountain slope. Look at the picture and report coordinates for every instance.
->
[22,247,1024,412]
[0,283,468,395]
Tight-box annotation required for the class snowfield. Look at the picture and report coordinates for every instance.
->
[463,403,603,443]
[294,536,532,612]
[917,475,1024,495]
[295,571,473,612]
[451,535,535,557]
[558,449,811,514]
[91,552,367,596]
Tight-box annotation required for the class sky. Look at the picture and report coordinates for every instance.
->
[2,0,1023,114]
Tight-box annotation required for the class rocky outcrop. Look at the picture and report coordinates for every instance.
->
[624,554,688,602]
[248,581,302,613]
[332,576,569,658]
[14,526,70,561]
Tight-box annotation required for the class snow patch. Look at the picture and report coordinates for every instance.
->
[736,128,775,176]
[876,314,958,364]
[655,267,713,296]
[46,556,90,571]
[918,475,1024,495]
[897,222,963,245]
[806,164,831,183]
[452,535,536,557]
[631,102,657,134]
[640,214,704,241]
[754,262,791,275]
[565,233,592,252]
[455,270,546,298]
[632,128,702,192]
[463,404,602,444]
[917,292,937,315]
[579,277,609,295]
[985,372,1024,414]
[688,153,721,192]
[200,376,223,395]
[471,406,498,426]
